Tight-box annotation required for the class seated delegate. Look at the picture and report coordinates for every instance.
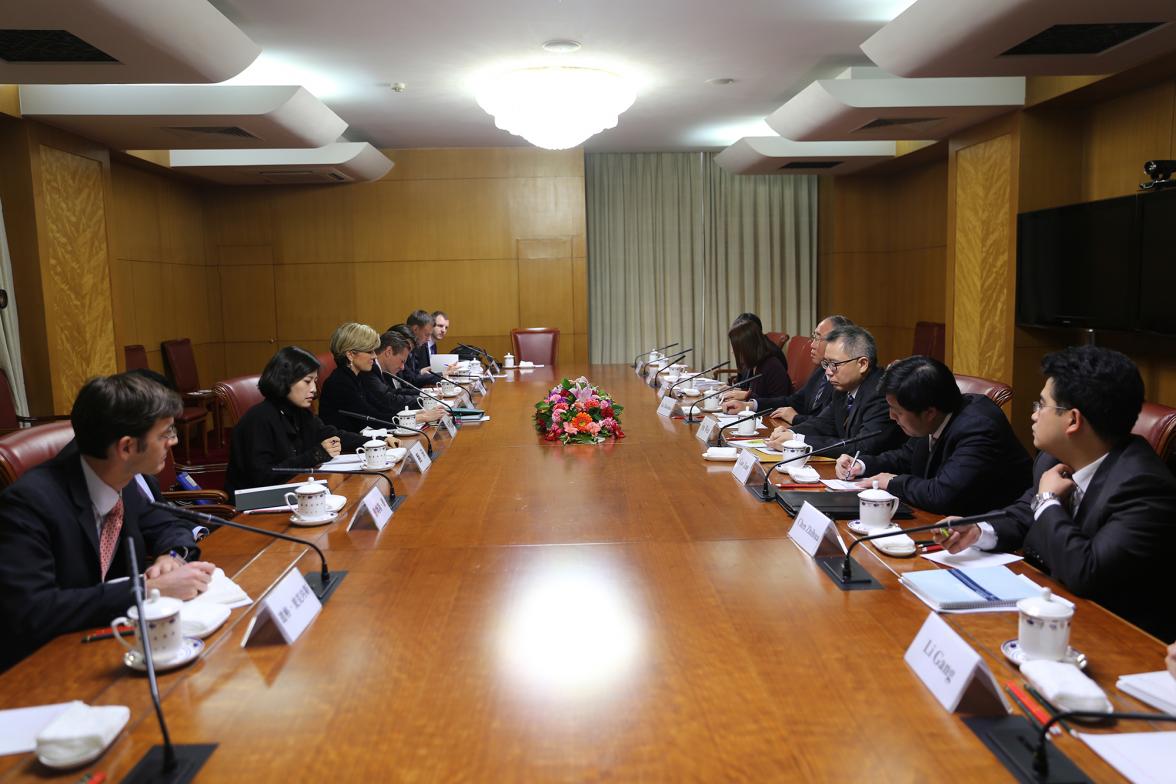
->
[936,346,1176,642]
[372,329,448,421]
[225,346,394,497]
[0,373,215,670]
[835,355,1032,516]
[724,317,791,405]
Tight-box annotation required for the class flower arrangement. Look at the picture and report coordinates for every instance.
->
[534,377,625,444]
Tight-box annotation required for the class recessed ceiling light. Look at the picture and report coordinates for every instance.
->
[707,77,736,86]
[542,39,582,54]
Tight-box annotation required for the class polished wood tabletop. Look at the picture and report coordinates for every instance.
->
[1,364,1170,782]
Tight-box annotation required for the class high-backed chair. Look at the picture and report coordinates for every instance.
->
[1132,401,1176,474]
[955,374,1013,409]
[913,321,946,362]
[511,328,559,366]
[316,352,337,393]
[124,344,149,371]
[213,375,264,429]
[765,331,790,349]
[161,338,212,461]
[785,335,817,391]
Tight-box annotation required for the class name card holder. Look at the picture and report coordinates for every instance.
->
[348,485,394,531]
[406,441,432,473]
[442,415,458,438]
[241,568,322,647]
[656,396,679,418]
[730,448,760,485]
[787,502,846,559]
[904,613,1008,715]
[696,416,718,444]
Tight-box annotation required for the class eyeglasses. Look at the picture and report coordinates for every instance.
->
[820,356,864,371]
[810,332,827,342]
[160,425,178,441]
[1031,401,1071,415]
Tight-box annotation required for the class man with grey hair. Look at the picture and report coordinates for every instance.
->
[766,324,903,456]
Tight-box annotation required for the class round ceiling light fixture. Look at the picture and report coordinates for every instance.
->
[542,39,582,54]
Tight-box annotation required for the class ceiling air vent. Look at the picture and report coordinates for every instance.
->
[780,161,841,169]
[164,125,259,140]
[856,116,943,131]
[1003,22,1164,55]
[0,29,116,62]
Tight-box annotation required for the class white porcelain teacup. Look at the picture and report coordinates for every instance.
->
[357,438,389,469]
[112,589,184,662]
[857,481,899,531]
[736,408,757,436]
[779,435,812,467]
[396,408,418,430]
[440,380,458,396]
[702,395,721,411]
[504,353,516,368]
[1017,590,1074,661]
[285,481,329,520]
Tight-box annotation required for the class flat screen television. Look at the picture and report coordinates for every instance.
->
[1016,194,1139,331]
[1136,187,1176,335]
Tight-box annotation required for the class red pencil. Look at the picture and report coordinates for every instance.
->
[1006,681,1055,732]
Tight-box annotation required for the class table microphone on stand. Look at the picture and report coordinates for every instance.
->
[716,411,761,447]
[270,465,404,511]
[455,343,501,375]
[683,374,762,424]
[341,410,434,456]
[634,341,679,371]
[747,430,883,502]
[666,361,730,397]
[393,376,484,420]
[119,538,216,784]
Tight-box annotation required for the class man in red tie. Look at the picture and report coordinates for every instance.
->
[0,373,215,670]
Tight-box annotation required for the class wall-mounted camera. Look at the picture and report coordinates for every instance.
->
[1140,159,1176,190]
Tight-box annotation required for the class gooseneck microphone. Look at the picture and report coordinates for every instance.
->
[634,341,679,369]
[667,361,730,397]
[392,376,484,420]
[684,373,763,423]
[838,511,1010,583]
[650,349,693,384]
[716,411,761,447]
[750,430,884,502]
[149,501,347,602]
[119,538,217,783]
[456,342,499,369]
[272,466,403,511]
[341,409,434,456]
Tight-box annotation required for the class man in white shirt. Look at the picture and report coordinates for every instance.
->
[429,311,449,355]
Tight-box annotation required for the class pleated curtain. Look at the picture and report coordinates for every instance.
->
[0,199,29,416]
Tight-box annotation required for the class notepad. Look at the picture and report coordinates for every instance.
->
[1117,671,1176,714]
[899,565,1043,611]
[1078,731,1176,784]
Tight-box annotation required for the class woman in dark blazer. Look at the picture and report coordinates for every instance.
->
[727,318,791,404]
[225,346,385,498]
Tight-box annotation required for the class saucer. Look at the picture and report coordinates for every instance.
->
[327,494,347,512]
[847,519,901,536]
[394,427,419,436]
[289,510,338,526]
[1000,639,1088,670]
[124,637,204,672]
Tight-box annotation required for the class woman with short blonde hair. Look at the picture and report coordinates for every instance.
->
[329,322,380,370]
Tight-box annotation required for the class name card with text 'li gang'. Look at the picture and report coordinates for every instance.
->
[656,396,678,418]
[696,416,717,444]
[348,485,394,531]
[904,612,1007,714]
[407,441,431,473]
[787,501,846,558]
[241,568,321,647]
[731,448,758,484]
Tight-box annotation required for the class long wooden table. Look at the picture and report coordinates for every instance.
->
[1,365,1170,781]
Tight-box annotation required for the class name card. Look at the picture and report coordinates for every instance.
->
[349,485,394,531]
[696,416,717,444]
[657,381,670,399]
[473,379,487,396]
[731,448,758,484]
[656,396,678,418]
[408,441,431,473]
[787,502,846,558]
[241,568,321,647]
[904,612,1007,714]
[645,366,660,385]
[442,415,458,438]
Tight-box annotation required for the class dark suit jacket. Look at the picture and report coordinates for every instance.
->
[318,366,401,431]
[859,394,1032,515]
[0,442,199,670]
[746,351,792,402]
[754,366,830,427]
[376,368,423,412]
[791,366,904,455]
[403,344,441,388]
[991,437,1176,641]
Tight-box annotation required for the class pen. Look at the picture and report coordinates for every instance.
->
[919,544,944,553]
[1006,681,1058,735]
[1004,684,1044,734]
[841,450,860,480]
[773,483,822,490]
[82,627,134,644]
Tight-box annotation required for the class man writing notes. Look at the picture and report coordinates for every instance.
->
[835,356,1032,515]
[0,374,215,670]
[765,324,904,456]
[937,347,1176,641]
[723,314,851,424]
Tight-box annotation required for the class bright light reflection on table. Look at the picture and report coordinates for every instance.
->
[497,559,644,702]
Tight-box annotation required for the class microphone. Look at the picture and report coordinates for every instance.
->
[271,465,404,512]
[149,501,347,602]
[667,361,730,397]
[716,410,760,447]
[393,376,484,420]
[650,349,693,384]
[119,538,217,783]
[340,409,434,456]
[456,343,500,372]
[683,373,763,423]
[748,430,884,502]
[634,341,679,369]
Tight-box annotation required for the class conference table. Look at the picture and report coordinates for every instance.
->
[0,364,1170,782]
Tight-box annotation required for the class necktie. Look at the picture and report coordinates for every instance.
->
[845,394,855,417]
[99,496,124,579]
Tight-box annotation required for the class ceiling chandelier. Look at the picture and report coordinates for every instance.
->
[475,66,636,150]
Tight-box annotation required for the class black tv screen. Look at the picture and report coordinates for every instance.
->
[1016,195,1138,331]
[1136,188,1176,335]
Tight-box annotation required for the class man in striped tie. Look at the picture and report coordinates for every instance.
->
[0,373,216,671]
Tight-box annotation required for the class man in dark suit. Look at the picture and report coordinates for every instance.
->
[428,310,449,355]
[401,310,442,388]
[0,374,216,670]
[766,325,904,456]
[834,355,1032,515]
[938,346,1176,641]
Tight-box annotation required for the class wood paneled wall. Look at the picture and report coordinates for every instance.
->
[818,157,947,365]
[202,147,589,378]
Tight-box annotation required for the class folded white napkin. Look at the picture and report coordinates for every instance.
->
[35,701,129,768]
[1021,660,1112,713]
[786,465,820,482]
[360,427,389,438]
[705,447,738,459]
[519,360,535,367]
[180,601,231,638]
[188,568,251,609]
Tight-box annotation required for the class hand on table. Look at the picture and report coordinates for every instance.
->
[146,553,186,579]
[931,517,980,554]
[723,389,749,403]
[856,473,895,490]
[835,454,863,480]
[320,436,342,457]
[417,409,446,423]
[384,435,402,448]
[769,406,796,423]
[766,427,793,450]
[721,398,750,414]
[146,561,215,600]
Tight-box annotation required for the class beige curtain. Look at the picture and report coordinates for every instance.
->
[0,199,29,416]
[586,152,816,367]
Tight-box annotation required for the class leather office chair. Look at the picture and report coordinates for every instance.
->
[161,338,212,462]
[765,331,790,349]
[511,328,559,366]
[913,321,946,362]
[213,375,264,427]
[124,344,149,371]
[316,351,337,393]
[954,374,1013,409]
[0,369,70,433]
[785,335,817,391]
[1132,401,1176,473]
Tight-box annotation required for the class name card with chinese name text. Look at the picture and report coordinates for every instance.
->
[348,485,394,531]
[904,612,1008,714]
[787,502,845,558]
[656,396,678,418]
[731,448,758,484]
[407,441,431,473]
[696,416,717,444]
[241,568,321,647]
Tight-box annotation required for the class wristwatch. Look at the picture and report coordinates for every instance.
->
[1030,491,1059,512]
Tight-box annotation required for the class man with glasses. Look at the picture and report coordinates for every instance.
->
[765,324,903,456]
[0,373,216,670]
[723,314,851,422]
[936,346,1176,642]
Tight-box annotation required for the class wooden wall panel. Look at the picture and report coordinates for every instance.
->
[272,186,356,264]
[219,265,276,343]
[517,258,574,334]
[224,342,280,379]
[39,145,117,411]
[111,164,160,262]
[1081,80,1175,201]
[383,147,584,181]
[951,135,1014,382]
[274,263,358,341]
